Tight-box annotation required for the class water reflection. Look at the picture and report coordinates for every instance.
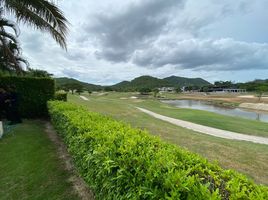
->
[163,100,268,122]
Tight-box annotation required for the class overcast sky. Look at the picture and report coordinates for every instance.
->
[17,0,268,85]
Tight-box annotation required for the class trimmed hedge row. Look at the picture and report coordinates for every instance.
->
[48,101,268,200]
[0,76,55,118]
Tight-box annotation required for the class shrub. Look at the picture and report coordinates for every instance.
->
[48,101,268,200]
[54,91,67,101]
[139,87,151,95]
[0,76,55,118]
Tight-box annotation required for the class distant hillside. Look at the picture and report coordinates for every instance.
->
[55,77,103,91]
[55,75,211,92]
[112,76,172,91]
[164,76,211,87]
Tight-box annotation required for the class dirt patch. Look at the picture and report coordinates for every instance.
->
[45,122,94,200]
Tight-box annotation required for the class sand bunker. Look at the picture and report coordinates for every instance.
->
[239,103,268,112]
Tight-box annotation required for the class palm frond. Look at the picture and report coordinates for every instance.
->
[3,0,69,49]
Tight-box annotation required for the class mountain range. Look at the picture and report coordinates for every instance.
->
[55,76,211,91]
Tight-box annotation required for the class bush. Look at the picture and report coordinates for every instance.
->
[48,101,268,200]
[54,91,67,101]
[139,87,151,95]
[0,76,55,118]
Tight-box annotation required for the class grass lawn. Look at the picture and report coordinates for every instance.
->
[0,120,79,200]
[69,92,268,185]
[138,100,268,137]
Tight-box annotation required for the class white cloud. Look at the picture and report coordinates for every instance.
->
[12,0,268,84]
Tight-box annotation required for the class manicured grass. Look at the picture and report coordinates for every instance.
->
[138,100,268,137]
[69,93,268,185]
[0,121,79,200]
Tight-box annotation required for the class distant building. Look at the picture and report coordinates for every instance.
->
[158,87,175,92]
[209,87,246,93]
[222,89,246,93]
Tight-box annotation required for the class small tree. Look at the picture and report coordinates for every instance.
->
[88,90,92,95]
[153,88,159,98]
[104,87,113,92]
[175,87,182,93]
[256,85,268,101]
[76,86,84,95]
[139,88,151,95]
[63,83,83,94]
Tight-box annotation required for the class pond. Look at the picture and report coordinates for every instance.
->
[162,100,268,123]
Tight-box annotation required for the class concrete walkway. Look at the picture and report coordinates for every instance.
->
[137,107,268,145]
[80,95,89,101]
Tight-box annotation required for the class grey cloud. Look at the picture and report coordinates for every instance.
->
[133,38,268,71]
[88,0,185,62]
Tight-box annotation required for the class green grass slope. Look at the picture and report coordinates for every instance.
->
[0,121,79,200]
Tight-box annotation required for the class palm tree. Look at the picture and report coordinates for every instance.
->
[1,0,69,49]
[0,13,22,73]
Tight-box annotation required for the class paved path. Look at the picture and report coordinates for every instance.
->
[137,107,268,145]
[80,95,89,101]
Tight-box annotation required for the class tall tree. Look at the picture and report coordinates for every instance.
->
[1,0,69,49]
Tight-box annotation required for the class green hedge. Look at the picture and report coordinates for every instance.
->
[54,91,67,101]
[48,101,268,200]
[0,76,55,118]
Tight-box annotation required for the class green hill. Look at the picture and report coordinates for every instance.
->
[112,76,172,91]
[112,75,210,91]
[164,76,211,87]
[55,75,211,92]
[55,77,103,91]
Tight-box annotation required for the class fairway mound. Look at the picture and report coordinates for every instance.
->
[239,103,268,112]
[48,101,268,200]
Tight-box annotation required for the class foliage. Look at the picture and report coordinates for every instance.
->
[54,91,67,101]
[256,85,268,101]
[1,0,69,49]
[214,81,233,88]
[0,76,55,117]
[0,10,28,73]
[139,87,151,95]
[75,87,83,95]
[26,67,53,77]
[175,87,182,93]
[152,88,159,97]
[103,86,114,92]
[238,79,268,92]
[61,83,83,94]
[48,101,268,200]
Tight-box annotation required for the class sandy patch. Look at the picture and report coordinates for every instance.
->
[80,96,89,101]
[238,95,255,98]
[239,103,268,112]
[97,92,108,96]
[130,96,138,99]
